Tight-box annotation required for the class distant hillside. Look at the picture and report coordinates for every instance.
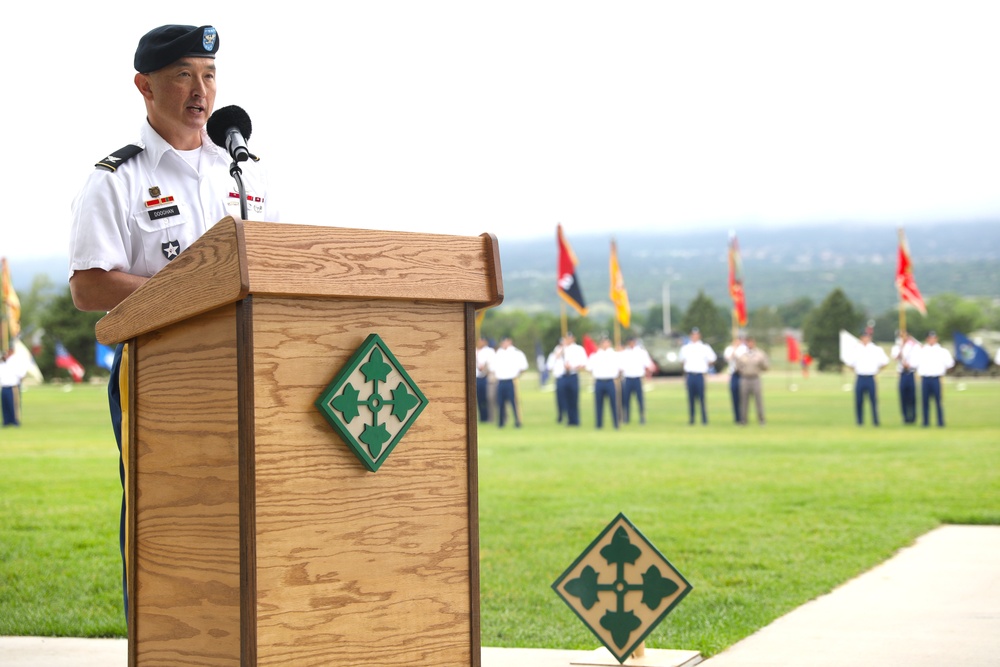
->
[8,221,999,318]
[493,220,1000,317]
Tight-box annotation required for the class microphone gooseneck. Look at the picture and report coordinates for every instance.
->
[206,105,255,219]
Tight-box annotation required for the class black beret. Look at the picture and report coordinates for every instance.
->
[134,25,219,73]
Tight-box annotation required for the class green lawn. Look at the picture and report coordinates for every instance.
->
[2,373,999,657]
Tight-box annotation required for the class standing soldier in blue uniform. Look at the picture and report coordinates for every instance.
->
[587,335,621,429]
[68,24,281,620]
[475,336,495,422]
[913,331,955,427]
[491,336,528,427]
[845,330,889,425]
[679,327,717,425]
[619,336,655,424]
[723,334,747,424]
[891,331,920,424]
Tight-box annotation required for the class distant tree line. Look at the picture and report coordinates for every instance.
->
[10,273,1000,381]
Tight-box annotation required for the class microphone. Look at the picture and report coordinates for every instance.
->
[207,105,253,163]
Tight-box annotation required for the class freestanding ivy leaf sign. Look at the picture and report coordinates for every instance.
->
[315,333,428,472]
[552,513,693,664]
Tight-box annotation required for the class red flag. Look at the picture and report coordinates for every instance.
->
[895,228,926,315]
[728,232,747,327]
[581,334,598,357]
[55,342,85,383]
[557,224,588,316]
[786,334,800,363]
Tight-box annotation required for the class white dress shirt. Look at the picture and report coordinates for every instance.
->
[914,344,955,377]
[476,345,496,378]
[491,346,528,381]
[846,342,889,376]
[70,122,280,280]
[680,340,717,373]
[619,346,655,379]
[562,343,588,375]
[587,347,621,380]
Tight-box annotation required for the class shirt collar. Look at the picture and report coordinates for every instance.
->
[140,120,230,168]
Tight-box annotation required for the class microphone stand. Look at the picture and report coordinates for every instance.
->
[229,161,248,220]
[227,150,259,221]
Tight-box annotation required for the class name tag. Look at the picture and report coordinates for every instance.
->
[148,205,180,221]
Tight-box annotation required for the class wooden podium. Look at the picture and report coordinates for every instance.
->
[96,218,503,666]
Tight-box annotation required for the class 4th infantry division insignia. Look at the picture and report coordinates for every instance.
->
[315,334,428,472]
[552,513,693,664]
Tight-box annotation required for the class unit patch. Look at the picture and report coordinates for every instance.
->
[162,241,181,260]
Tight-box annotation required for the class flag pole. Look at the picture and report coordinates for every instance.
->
[1,258,10,354]
[561,303,568,337]
[897,227,906,337]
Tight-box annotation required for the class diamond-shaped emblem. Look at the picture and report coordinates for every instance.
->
[552,513,693,664]
[315,333,428,472]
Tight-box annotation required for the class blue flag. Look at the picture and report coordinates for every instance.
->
[96,341,116,371]
[953,332,990,371]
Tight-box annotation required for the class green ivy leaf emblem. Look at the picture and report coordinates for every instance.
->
[360,422,391,458]
[564,565,600,610]
[360,348,392,384]
[641,566,679,610]
[601,609,642,649]
[600,527,641,566]
[331,383,361,423]
[390,383,420,421]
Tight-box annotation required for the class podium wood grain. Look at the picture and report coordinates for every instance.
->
[133,306,242,665]
[249,297,474,665]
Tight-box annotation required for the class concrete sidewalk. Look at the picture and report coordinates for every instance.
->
[699,524,1000,667]
[2,525,997,666]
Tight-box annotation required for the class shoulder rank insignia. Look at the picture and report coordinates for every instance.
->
[96,144,144,172]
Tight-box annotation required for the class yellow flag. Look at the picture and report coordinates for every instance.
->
[1,258,21,347]
[609,240,630,328]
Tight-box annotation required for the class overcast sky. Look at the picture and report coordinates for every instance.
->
[6,1,1000,263]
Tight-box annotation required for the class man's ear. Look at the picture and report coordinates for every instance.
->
[134,73,154,101]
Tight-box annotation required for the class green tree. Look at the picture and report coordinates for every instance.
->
[36,287,103,381]
[747,305,784,351]
[924,293,985,338]
[17,274,61,340]
[776,296,815,329]
[641,303,682,336]
[680,291,728,364]
[803,288,863,371]
[871,306,929,342]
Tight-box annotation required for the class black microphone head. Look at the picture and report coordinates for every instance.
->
[206,105,252,148]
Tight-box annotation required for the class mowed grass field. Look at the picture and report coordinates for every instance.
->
[2,371,999,657]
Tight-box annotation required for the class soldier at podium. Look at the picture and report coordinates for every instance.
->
[67,23,281,619]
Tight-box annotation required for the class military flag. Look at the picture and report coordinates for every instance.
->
[895,228,926,315]
[1,257,21,352]
[839,329,863,365]
[557,224,588,316]
[953,332,990,371]
[728,232,747,327]
[55,342,85,383]
[609,239,630,328]
[785,334,801,363]
[96,341,117,371]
